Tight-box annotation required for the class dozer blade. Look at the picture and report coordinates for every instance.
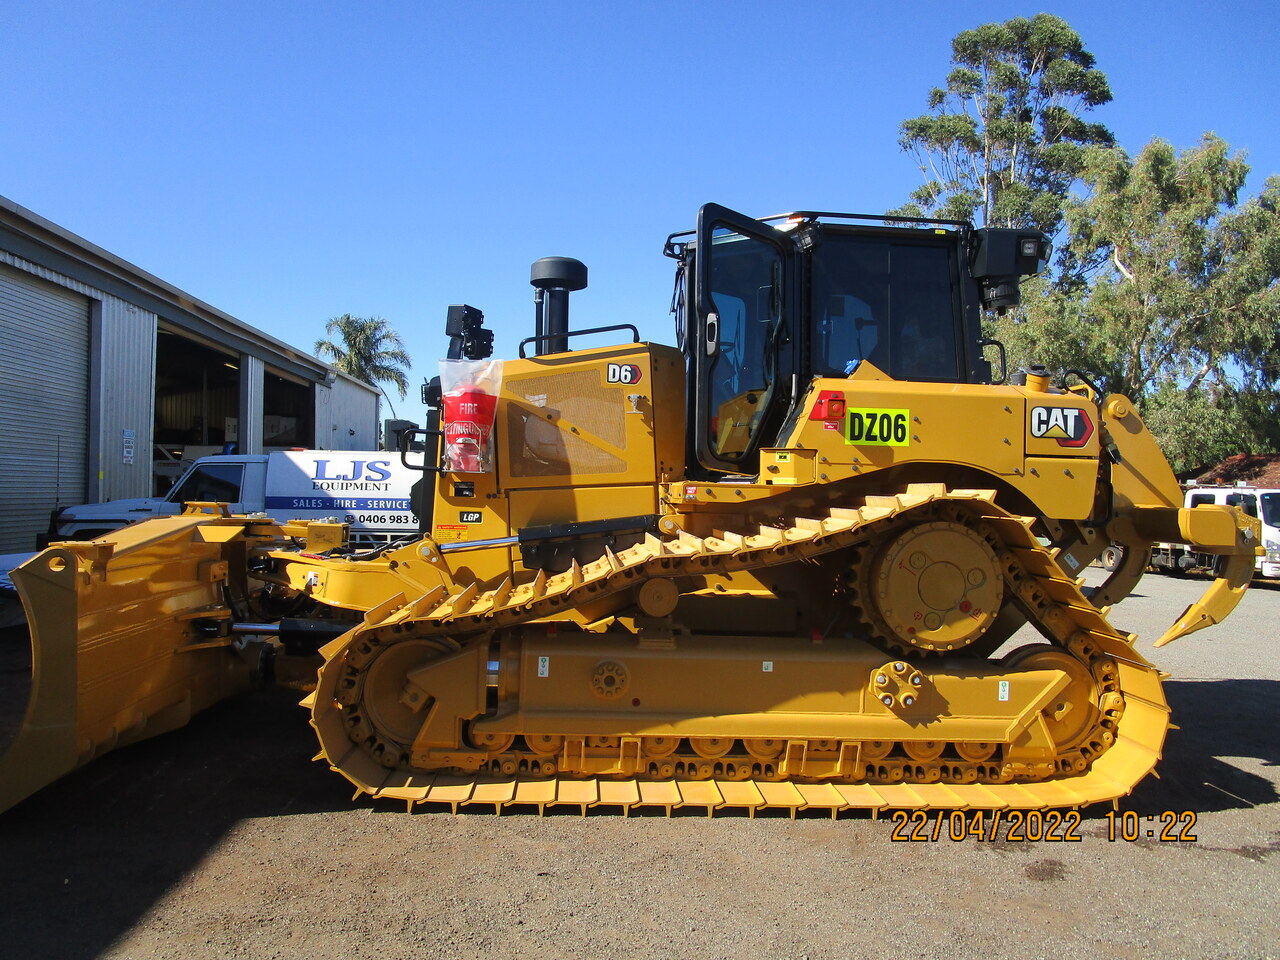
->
[0,516,256,813]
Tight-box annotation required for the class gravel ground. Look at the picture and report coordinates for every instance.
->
[0,573,1276,960]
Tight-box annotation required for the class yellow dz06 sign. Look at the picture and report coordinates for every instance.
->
[846,407,910,447]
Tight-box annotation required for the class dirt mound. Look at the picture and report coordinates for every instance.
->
[1196,453,1280,486]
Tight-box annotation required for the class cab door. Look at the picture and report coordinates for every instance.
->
[692,203,797,475]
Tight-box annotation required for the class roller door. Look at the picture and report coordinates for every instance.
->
[0,263,90,552]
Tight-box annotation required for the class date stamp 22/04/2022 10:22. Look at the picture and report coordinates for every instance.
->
[888,809,1199,843]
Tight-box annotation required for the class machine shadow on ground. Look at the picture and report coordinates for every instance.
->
[1124,678,1279,814]
[0,626,32,755]
[0,682,342,960]
[1,650,1276,957]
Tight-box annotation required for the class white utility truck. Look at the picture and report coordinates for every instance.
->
[50,450,422,547]
[1149,484,1280,578]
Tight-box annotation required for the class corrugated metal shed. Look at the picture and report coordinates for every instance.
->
[92,295,157,502]
[0,194,381,552]
[316,374,381,449]
[0,263,90,549]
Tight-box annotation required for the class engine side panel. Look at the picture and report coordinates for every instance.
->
[780,373,1102,520]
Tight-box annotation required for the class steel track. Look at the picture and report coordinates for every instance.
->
[305,484,1169,815]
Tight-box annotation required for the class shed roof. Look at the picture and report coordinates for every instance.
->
[0,193,374,392]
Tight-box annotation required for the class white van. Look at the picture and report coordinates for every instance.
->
[50,451,422,547]
[1150,485,1280,578]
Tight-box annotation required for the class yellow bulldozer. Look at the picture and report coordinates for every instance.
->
[0,203,1260,816]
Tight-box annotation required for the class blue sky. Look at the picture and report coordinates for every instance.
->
[4,1,1277,424]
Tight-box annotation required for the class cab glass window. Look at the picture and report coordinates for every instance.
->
[167,463,245,504]
[705,231,783,458]
[810,236,960,381]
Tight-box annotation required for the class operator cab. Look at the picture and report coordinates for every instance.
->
[665,203,1048,477]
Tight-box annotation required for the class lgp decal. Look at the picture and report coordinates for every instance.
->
[605,363,642,385]
[1030,406,1094,447]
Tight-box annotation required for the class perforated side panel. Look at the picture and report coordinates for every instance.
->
[505,369,628,478]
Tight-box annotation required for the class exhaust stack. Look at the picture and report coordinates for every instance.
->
[530,257,587,356]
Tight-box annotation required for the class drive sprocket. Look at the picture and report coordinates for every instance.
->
[848,515,1003,655]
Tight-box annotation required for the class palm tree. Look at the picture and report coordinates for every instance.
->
[314,314,412,416]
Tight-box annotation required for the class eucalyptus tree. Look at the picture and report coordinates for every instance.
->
[896,13,1114,235]
[995,135,1280,471]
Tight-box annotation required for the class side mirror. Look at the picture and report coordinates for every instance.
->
[420,376,442,408]
[978,338,1007,384]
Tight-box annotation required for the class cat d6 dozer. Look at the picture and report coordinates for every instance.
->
[1,203,1260,816]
